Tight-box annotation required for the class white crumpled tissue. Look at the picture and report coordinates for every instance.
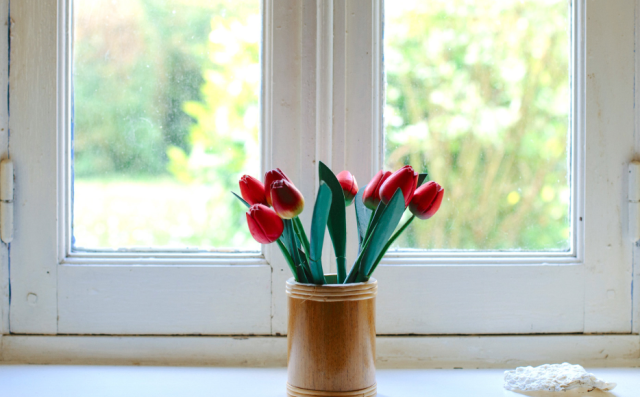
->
[504,363,616,392]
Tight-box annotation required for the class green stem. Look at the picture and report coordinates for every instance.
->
[293,217,311,260]
[297,264,309,283]
[345,224,378,284]
[276,239,299,282]
[293,219,320,283]
[336,256,347,284]
[362,215,416,281]
[297,248,316,284]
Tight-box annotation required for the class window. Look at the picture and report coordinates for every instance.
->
[72,0,262,252]
[384,0,571,252]
[5,0,636,338]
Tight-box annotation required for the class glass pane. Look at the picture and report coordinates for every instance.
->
[72,0,260,251]
[384,0,571,251]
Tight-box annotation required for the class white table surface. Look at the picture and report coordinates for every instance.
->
[0,366,638,397]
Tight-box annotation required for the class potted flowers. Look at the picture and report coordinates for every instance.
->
[233,162,443,397]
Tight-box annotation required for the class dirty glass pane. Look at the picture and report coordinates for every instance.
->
[384,0,571,251]
[72,0,260,250]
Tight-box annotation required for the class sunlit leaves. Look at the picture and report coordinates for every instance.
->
[385,0,571,250]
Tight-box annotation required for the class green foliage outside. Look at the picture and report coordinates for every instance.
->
[73,0,570,251]
[73,0,259,249]
[385,0,571,250]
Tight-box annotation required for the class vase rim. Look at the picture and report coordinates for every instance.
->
[286,276,377,287]
[286,275,377,302]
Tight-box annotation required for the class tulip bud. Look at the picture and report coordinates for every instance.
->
[270,179,305,219]
[246,204,284,244]
[336,170,359,206]
[362,170,392,210]
[409,181,444,220]
[379,165,419,207]
[264,168,292,207]
[239,175,268,206]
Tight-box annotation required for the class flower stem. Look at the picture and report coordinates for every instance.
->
[364,215,415,281]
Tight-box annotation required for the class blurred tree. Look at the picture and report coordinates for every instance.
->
[73,0,260,248]
[385,0,571,250]
[166,0,261,247]
[73,0,570,251]
[73,0,214,177]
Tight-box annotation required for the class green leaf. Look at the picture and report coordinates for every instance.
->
[279,219,292,252]
[345,223,378,284]
[308,183,332,285]
[356,189,406,282]
[232,191,250,208]
[282,219,302,266]
[292,217,311,261]
[318,161,347,283]
[364,200,387,244]
[297,248,314,283]
[418,173,429,187]
[276,239,299,282]
[354,184,373,252]
[297,263,310,284]
[367,215,415,279]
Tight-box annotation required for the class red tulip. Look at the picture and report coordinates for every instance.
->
[362,171,392,210]
[264,168,292,207]
[336,170,359,205]
[239,175,268,206]
[270,179,305,219]
[409,181,444,220]
[379,165,419,207]
[246,204,284,244]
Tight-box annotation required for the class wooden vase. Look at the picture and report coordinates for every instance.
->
[286,275,377,397]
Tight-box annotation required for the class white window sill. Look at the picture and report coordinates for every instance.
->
[1,366,639,397]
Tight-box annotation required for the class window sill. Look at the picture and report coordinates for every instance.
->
[2,335,639,368]
[1,366,639,397]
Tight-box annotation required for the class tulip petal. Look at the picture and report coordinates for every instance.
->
[246,204,284,244]
[246,212,269,244]
[239,175,268,206]
[409,181,443,219]
[379,165,418,207]
[424,187,444,218]
[337,170,359,205]
[271,179,305,219]
[362,171,392,210]
[264,168,291,207]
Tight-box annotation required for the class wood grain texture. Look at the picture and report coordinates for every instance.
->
[287,278,377,393]
[286,382,376,397]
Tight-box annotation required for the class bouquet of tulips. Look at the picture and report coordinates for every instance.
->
[233,162,444,285]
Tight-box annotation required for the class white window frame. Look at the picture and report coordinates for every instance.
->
[2,0,638,342]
